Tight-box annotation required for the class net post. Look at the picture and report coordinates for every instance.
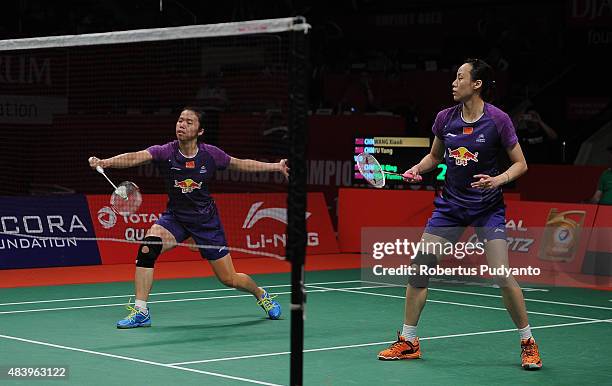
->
[287,17,309,386]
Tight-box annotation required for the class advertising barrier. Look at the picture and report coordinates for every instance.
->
[88,192,338,264]
[339,188,612,288]
[0,195,100,269]
[338,188,435,252]
[87,194,190,265]
[214,193,338,258]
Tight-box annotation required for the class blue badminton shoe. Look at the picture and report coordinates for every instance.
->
[116,305,151,329]
[257,289,281,320]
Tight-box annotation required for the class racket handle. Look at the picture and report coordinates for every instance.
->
[402,172,423,182]
[89,157,104,173]
[96,166,119,190]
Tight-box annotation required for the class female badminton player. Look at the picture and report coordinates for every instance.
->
[89,107,288,328]
[377,59,542,370]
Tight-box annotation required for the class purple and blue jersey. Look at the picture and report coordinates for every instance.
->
[147,141,231,260]
[432,102,518,208]
[425,103,518,243]
[147,140,230,223]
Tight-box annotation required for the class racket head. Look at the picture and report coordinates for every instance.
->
[355,152,385,188]
[110,181,142,215]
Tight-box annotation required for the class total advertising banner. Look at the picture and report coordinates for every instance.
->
[87,192,338,264]
[86,194,196,265]
[0,195,101,269]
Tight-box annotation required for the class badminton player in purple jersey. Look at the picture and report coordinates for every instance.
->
[89,107,288,328]
[377,59,542,370]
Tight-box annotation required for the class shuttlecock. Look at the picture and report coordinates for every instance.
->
[115,186,128,200]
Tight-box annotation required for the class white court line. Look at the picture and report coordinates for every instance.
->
[0,279,363,307]
[0,284,395,315]
[168,318,612,366]
[5,276,605,312]
[307,285,610,322]
[361,280,612,312]
[0,334,281,386]
[429,287,612,311]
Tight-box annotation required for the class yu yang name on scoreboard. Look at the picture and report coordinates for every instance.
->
[354,137,430,183]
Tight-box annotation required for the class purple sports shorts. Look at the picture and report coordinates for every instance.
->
[156,211,229,260]
[424,195,507,243]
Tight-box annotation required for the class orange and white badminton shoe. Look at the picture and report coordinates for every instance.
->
[377,332,421,360]
[520,337,542,370]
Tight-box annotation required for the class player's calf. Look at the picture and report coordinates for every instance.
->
[408,253,438,288]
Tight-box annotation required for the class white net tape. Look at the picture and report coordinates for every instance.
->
[0,17,310,51]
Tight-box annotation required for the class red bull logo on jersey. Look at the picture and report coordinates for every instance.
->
[174,179,202,193]
[448,147,479,166]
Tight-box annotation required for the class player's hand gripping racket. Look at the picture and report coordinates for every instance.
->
[355,152,422,188]
[89,157,142,214]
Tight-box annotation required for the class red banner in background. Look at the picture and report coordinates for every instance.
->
[338,189,522,253]
[215,193,338,258]
[459,201,603,287]
[338,188,612,288]
[504,201,597,274]
[338,189,436,252]
[87,192,338,264]
[87,194,199,264]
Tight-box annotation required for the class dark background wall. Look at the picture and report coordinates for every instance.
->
[1,0,610,164]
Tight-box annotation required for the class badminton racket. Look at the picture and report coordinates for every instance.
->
[89,157,142,214]
[355,152,422,188]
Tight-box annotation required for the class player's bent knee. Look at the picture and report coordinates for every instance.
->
[136,236,163,268]
[408,253,438,288]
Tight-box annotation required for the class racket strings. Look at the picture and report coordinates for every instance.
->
[110,181,142,215]
[357,153,385,188]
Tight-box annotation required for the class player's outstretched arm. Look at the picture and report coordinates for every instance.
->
[88,150,153,169]
[228,157,289,178]
[404,136,445,179]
